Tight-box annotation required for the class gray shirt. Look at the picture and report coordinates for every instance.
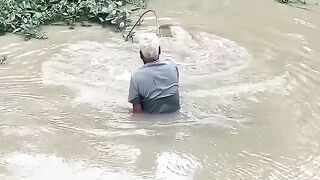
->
[128,57,180,114]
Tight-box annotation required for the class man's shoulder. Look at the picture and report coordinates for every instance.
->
[131,57,177,79]
[131,68,146,82]
[161,57,177,66]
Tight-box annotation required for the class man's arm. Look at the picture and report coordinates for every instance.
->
[129,75,143,113]
[132,104,143,113]
[168,58,179,83]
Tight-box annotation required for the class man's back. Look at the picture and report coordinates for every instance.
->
[128,57,180,114]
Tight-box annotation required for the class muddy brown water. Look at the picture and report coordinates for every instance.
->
[0,0,320,179]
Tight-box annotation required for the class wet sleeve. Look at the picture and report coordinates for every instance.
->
[128,76,141,104]
[168,58,179,81]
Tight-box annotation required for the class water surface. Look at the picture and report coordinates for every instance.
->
[0,0,320,179]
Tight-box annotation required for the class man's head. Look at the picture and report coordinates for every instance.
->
[139,33,161,64]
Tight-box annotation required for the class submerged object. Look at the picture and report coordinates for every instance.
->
[0,56,6,64]
[159,24,173,37]
[124,10,174,43]
[125,10,159,42]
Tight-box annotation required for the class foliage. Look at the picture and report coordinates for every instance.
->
[277,0,308,4]
[276,0,318,10]
[0,0,146,40]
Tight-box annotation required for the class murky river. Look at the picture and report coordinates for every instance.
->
[1,0,320,179]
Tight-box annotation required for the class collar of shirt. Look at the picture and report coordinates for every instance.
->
[141,59,161,68]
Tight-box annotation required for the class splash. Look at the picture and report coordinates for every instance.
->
[41,26,292,130]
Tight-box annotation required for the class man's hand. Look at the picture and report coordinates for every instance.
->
[133,104,143,113]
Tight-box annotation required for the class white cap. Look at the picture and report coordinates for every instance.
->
[139,33,160,60]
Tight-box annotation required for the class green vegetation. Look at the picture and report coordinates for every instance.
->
[0,0,146,40]
[277,0,307,3]
[276,0,318,10]
[277,0,318,4]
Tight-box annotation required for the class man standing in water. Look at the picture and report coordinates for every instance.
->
[128,33,180,114]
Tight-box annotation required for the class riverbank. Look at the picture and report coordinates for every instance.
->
[0,0,146,39]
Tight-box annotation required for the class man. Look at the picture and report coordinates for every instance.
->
[128,33,180,114]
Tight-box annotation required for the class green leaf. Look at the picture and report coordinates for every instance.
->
[12,27,21,33]
[78,1,86,8]
[101,7,108,13]
[16,13,22,18]
[111,19,117,24]
[105,14,114,21]
[35,12,42,18]
[119,21,124,27]
[67,7,75,13]
[9,13,15,22]
[115,1,123,6]
[98,17,104,22]
[41,6,47,11]
[23,1,31,9]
